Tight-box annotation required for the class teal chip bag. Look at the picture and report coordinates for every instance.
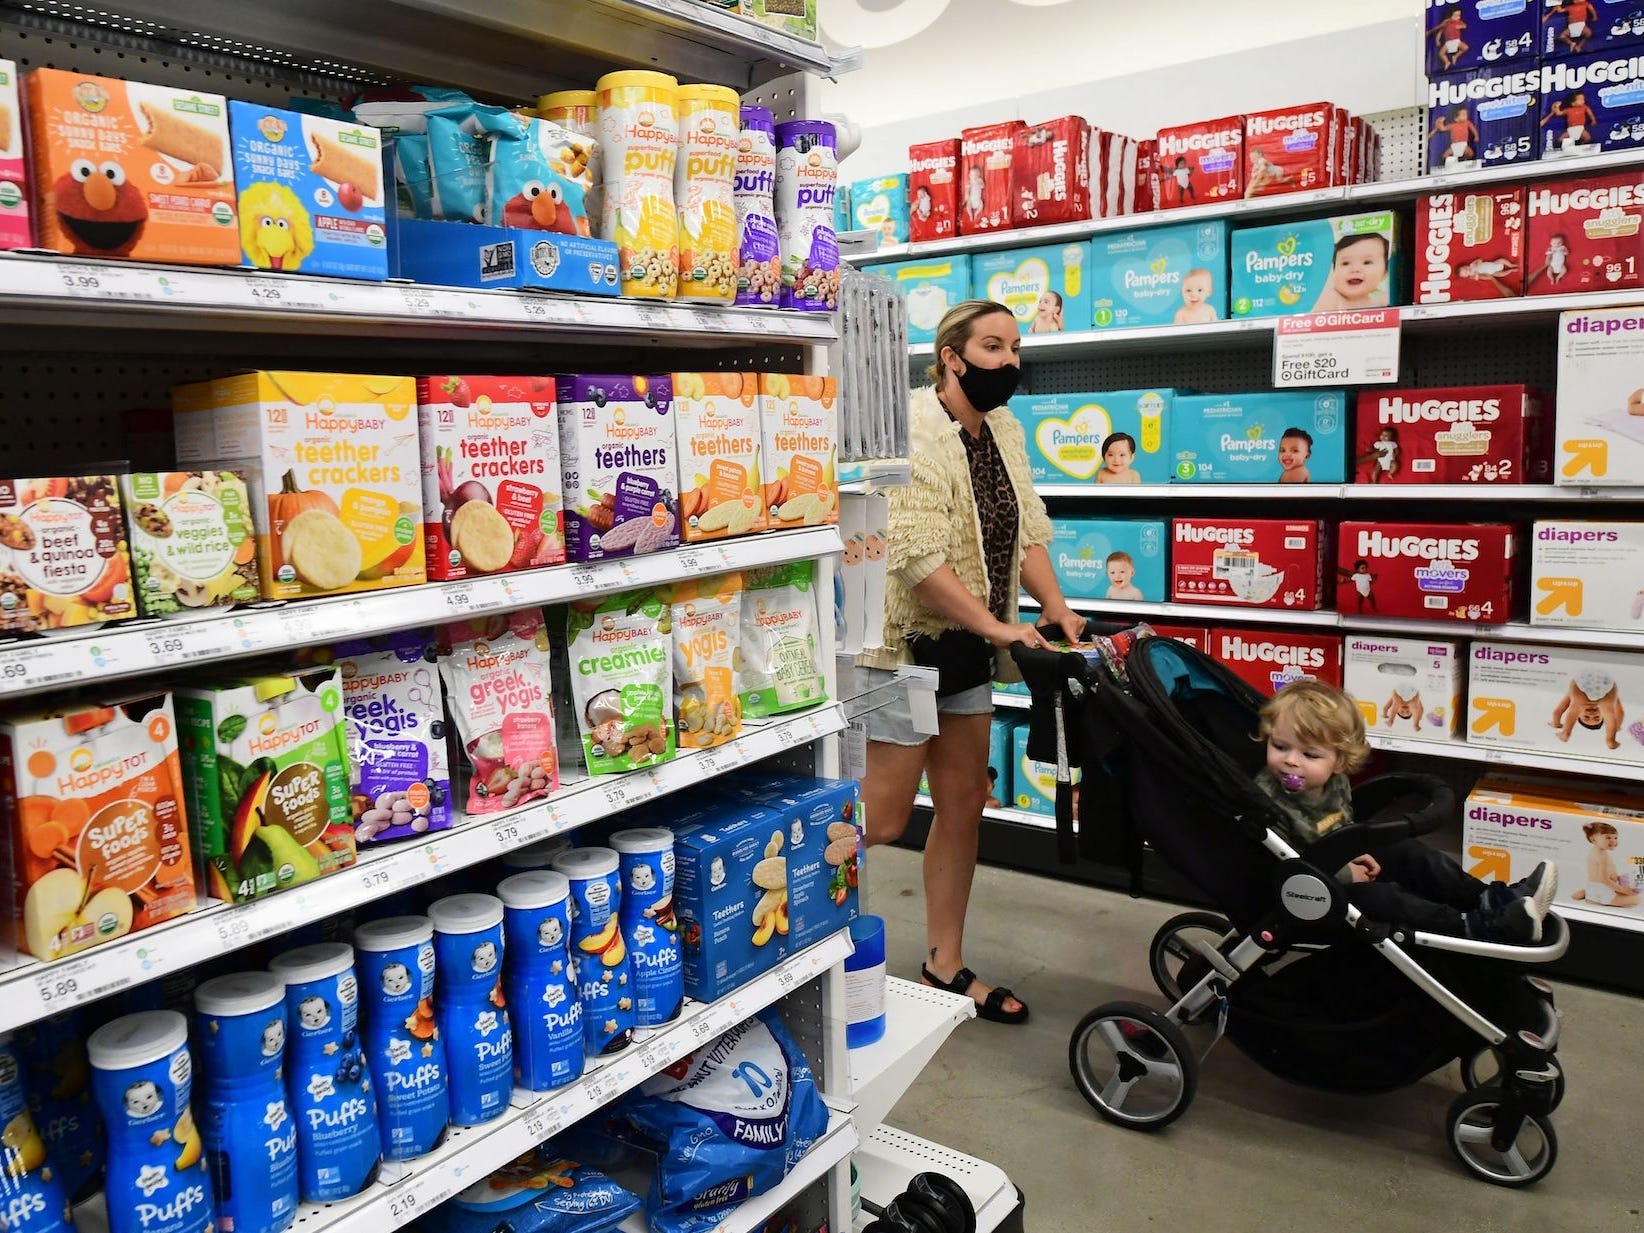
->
[425,104,491,223]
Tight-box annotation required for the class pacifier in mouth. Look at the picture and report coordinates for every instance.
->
[1281,772,1305,792]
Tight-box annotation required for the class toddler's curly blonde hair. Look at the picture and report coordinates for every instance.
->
[1257,679,1370,774]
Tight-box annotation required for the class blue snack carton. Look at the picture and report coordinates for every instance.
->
[1171,390,1349,484]
[1425,1,1537,76]
[850,174,911,244]
[672,802,789,1002]
[1050,518,1168,600]
[389,214,619,294]
[1011,388,1176,484]
[1231,212,1405,319]
[972,242,1092,335]
[1090,221,1229,330]
[229,102,388,280]
[1425,64,1541,170]
[1541,0,1644,59]
[1540,51,1644,154]
[748,778,860,949]
[988,718,1014,808]
[867,254,972,345]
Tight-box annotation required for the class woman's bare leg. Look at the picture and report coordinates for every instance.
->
[862,737,926,847]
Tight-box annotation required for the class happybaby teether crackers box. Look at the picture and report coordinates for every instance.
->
[1353,384,1546,484]
[1344,633,1463,742]
[558,374,678,561]
[1415,188,1528,303]
[1210,628,1343,696]
[1171,519,1328,609]
[1527,173,1644,296]
[867,254,971,345]
[1467,641,1644,764]
[1553,305,1644,484]
[1089,221,1229,329]
[0,60,28,251]
[1155,116,1243,208]
[673,371,765,541]
[1011,389,1176,485]
[760,373,838,529]
[1171,390,1348,484]
[1336,522,1517,622]
[1425,1,1537,76]
[1425,62,1541,170]
[972,243,1092,334]
[1530,521,1644,631]
[673,801,789,1001]
[27,68,239,265]
[1050,518,1167,602]
[1232,212,1404,318]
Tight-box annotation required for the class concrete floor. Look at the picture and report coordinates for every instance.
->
[864,844,1644,1233]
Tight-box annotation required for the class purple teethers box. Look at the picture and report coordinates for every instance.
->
[556,374,678,562]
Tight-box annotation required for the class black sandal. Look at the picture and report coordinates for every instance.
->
[921,964,1029,1024]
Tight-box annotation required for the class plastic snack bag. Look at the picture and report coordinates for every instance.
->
[439,611,558,813]
[426,1145,641,1233]
[469,109,596,236]
[668,574,743,749]
[737,562,827,718]
[563,590,677,775]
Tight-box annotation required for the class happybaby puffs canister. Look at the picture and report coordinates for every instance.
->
[597,71,679,298]
[675,84,739,301]
[774,119,839,311]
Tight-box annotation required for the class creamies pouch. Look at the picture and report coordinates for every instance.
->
[565,589,676,775]
[736,561,826,718]
[668,573,743,749]
[439,610,558,814]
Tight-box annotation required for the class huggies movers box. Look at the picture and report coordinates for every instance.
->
[1050,519,1167,601]
[972,242,1092,335]
[1335,522,1517,622]
[1089,221,1229,330]
[1011,389,1175,485]
[1530,521,1644,631]
[1210,627,1343,696]
[1467,641,1644,763]
[1344,633,1463,742]
[1170,389,1347,484]
[1554,305,1644,484]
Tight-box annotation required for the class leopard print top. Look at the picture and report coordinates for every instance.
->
[958,416,1018,620]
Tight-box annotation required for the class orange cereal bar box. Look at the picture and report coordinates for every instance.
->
[1,693,195,962]
[759,373,838,529]
[26,67,239,265]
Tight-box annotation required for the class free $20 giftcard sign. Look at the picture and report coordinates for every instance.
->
[1273,309,1401,388]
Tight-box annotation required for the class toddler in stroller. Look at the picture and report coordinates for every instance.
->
[1010,626,1570,1187]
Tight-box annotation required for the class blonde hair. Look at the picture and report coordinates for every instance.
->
[925,299,1016,385]
[1584,821,1619,842]
[1257,679,1370,774]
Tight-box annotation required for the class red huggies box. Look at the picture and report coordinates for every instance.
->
[1526,171,1644,296]
[1171,519,1328,610]
[909,138,959,243]
[1336,522,1517,623]
[959,121,1024,234]
[1134,139,1157,213]
[1089,130,1140,218]
[1155,116,1243,208]
[1209,627,1344,695]
[1243,102,1338,199]
[1415,188,1527,303]
[1353,384,1545,484]
[1012,116,1090,227]
[1144,622,1209,650]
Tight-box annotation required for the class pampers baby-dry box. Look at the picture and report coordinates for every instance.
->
[1530,521,1644,631]
[1170,389,1347,484]
[1343,633,1463,743]
[868,254,971,346]
[849,173,910,243]
[1553,305,1644,484]
[1231,211,1404,318]
[1049,518,1167,601]
[972,242,1092,334]
[1011,388,1176,485]
[1089,220,1229,330]
[1468,641,1644,764]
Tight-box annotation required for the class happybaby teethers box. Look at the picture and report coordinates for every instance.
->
[1011,389,1176,485]
[1089,220,1229,330]
[867,255,971,346]
[1170,518,1329,609]
[1467,641,1644,765]
[1530,521,1644,631]
[1170,390,1347,484]
[972,243,1092,334]
[1336,522,1517,622]
[1231,211,1404,318]
[1343,633,1463,743]
[1050,518,1166,602]
[1554,305,1644,484]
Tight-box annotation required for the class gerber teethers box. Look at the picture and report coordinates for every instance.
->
[1467,641,1644,763]
[672,803,789,1001]
[1530,521,1644,630]
[558,374,677,561]
[1424,1,1537,76]
[673,371,765,541]
[1415,189,1527,303]
[1343,633,1463,742]
[0,61,27,250]
[1171,390,1348,484]
[1336,522,1517,622]
[1539,52,1644,154]
[1011,116,1091,227]
[1155,116,1243,208]
[1553,305,1644,483]
[1170,519,1328,609]
[1232,212,1404,318]
[1242,103,1339,198]
[958,121,1022,234]
[1089,221,1229,329]
[1425,63,1541,170]
[908,139,959,243]
[1011,389,1175,485]
[228,102,387,280]
[1209,628,1343,696]
[759,373,838,529]
[1050,518,1166,601]
[972,243,1091,334]
[747,777,860,949]
[1527,172,1644,295]
[1352,385,1545,484]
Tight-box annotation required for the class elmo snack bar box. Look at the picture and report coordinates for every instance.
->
[1344,633,1463,742]
[1242,103,1338,198]
[1466,642,1644,764]
[1336,522,1517,622]
[1415,189,1527,303]
[1352,385,1545,484]
[0,60,27,250]
[1155,116,1242,208]
[1209,627,1343,696]
[1526,172,1644,296]
[958,121,1023,234]
[1530,521,1644,631]
[908,138,959,243]
[1170,519,1328,609]
[1553,305,1644,484]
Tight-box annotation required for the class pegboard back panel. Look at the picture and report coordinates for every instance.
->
[1364,106,1426,182]
[1024,348,1273,397]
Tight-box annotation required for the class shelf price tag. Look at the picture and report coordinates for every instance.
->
[1273,309,1400,387]
[53,262,164,302]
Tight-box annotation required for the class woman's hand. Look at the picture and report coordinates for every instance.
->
[986,620,1053,651]
[1348,854,1380,883]
[1038,604,1086,646]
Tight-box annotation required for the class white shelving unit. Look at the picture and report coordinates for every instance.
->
[1024,483,1632,502]
[853,1126,1017,1233]
[848,978,975,1138]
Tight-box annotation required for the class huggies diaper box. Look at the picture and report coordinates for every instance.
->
[1467,641,1644,763]
[1553,305,1644,483]
[959,121,1023,234]
[1209,628,1343,696]
[1539,51,1644,154]
[1155,116,1243,208]
[908,139,959,243]
[1425,63,1540,170]
[1231,212,1404,318]
[1170,519,1329,609]
[1011,389,1175,485]
[849,174,909,244]
[1529,521,1644,630]
[1143,623,1209,651]
[1242,103,1339,199]
[1336,522,1517,622]
[972,243,1091,335]
[1352,385,1546,484]
[1344,633,1463,742]
[1415,188,1528,303]
[1089,220,1229,330]
[1425,1,1537,77]
[1541,2,1644,60]
[1049,518,1167,602]
[1526,173,1644,296]
[1170,390,1347,484]
[865,255,971,346]
[1012,116,1091,227]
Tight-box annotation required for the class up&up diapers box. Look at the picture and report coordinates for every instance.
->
[1170,390,1347,484]
[1527,172,1644,296]
[1344,633,1463,742]
[973,243,1091,334]
[1089,220,1229,329]
[1170,518,1328,610]
[1539,51,1644,154]
[1553,305,1644,483]
[1010,389,1175,485]
[1541,5,1644,60]
[1468,641,1644,764]
[1530,521,1644,631]
[1336,522,1517,622]
[868,255,971,346]
[1013,724,1077,817]
[1050,519,1166,601]
[1425,62,1541,170]
[849,173,910,244]
[1352,384,1546,484]
[1210,627,1343,696]
[1231,212,1404,318]
[1415,188,1528,303]
[1425,1,1537,76]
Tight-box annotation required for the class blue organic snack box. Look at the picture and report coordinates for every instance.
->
[672,803,789,1002]
[972,242,1093,335]
[988,718,1014,807]
[1090,221,1229,330]
[1425,63,1541,170]
[850,174,910,244]
[1011,389,1176,484]
[1050,519,1168,600]
[867,255,971,345]
[745,778,860,950]
[1231,212,1404,319]
[229,102,388,280]
[1424,1,1537,77]
[1171,390,1349,484]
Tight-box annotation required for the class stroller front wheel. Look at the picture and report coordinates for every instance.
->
[1446,1086,1559,1187]
[1148,911,1233,1023]
[1069,1001,1198,1131]
[1461,1048,1566,1112]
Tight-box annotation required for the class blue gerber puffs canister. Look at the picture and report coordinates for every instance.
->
[191,973,299,1233]
[87,1010,215,1233]
[351,916,450,1160]
[551,848,636,1056]
[608,828,684,1027]
[428,895,513,1126]
[14,1008,103,1205]
[0,1030,73,1233]
[266,943,382,1202]
[498,871,584,1091]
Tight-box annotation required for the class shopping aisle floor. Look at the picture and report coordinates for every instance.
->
[866,845,1644,1233]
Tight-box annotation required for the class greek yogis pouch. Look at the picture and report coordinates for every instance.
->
[438,611,558,814]
[425,104,490,223]
[619,1008,828,1232]
[468,108,596,236]
[564,590,677,775]
[426,1146,640,1233]
[394,134,434,219]
[736,561,827,718]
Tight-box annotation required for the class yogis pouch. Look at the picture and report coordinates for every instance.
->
[669,573,743,748]
[438,611,558,814]
[335,631,451,845]
[737,561,827,718]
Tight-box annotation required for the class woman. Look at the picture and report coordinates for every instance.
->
[856,299,1083,1024]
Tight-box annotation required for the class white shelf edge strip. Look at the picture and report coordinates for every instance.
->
[0,527,842,700]
[914,793,1054,832]
[3,703,845,1027]
[847,978,974,1137]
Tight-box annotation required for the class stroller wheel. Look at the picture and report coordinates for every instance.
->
[1148,911,1232,1022]
[1461,1048,1565,1112]
[1068,1001,1198,1131]
[1446,1086,1559,1187]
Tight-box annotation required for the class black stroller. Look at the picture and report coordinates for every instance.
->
[1011,626,1569,1187]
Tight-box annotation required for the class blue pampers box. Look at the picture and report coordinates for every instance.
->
[988,718,1014,808]
[672,801,789,1002]
[867,254,972,345]
[1425,1,1537,77]
[390,215,620,293]
[1013,725,1077,816]
[850,174,911,244]
[1011,389,1176,484]
[1050,518,1168,600]
[1171,391,1349,484]
[1425,63,1542,170]
[1539,52,1644,154]
[972,242,1093,335]
[1231,212,1404,319]
[1540,0,1644,59]
[1090,220,1229,330]
[229,101,389,280]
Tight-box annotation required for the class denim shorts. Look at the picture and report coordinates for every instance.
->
[849,666,994,747]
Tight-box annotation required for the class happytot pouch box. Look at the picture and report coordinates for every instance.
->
[174,666,355,905]
[1171,390,1347,484]
[760,373,838,529]
[745,777,860,949]
[1337,522,1517,622]
[1425,1,1537,76]
[1155,116,1243,208]
[1425,63,1541,171]
[558,374,677,561]
[1,693,195,962]
[674,372,765,541]
[1171,518,1329,609]
[0,474,136,634]
[1232,212,1404,318]
[119,470,259,617]
[1013,725,1078,817]
[0,61,28,251]
[1530,521,1644,630]
[1540,52,1644,153]
[1344,632,1462,742]
[1011,388,1175,485]
[1415,189,1527,303]
[972,243,1091,335]
[1467,641,1644,763]
[867,254,971,346]
[1553,305,1644,484]
[1353,385,1545,484]
[1090,220,1228,329]
[672,802,789,1001]
[1050,519,1166,602]
[229,102,387,279]
[1209,628,1343,696]
[849,174,909,244]
[26,68,239,265]
[1528,173,1644,297]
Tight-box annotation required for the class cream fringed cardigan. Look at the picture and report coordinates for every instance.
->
[857,385,1053,684]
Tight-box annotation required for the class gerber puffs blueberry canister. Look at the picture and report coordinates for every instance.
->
[0,1030,72,1233]
[609,827,684,1027]
[498,870,584,1091]
[552,847,636,1056]
[429,894,513,1126]
[352,916,450,1159]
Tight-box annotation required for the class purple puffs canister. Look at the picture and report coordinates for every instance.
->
[774,119,839,311]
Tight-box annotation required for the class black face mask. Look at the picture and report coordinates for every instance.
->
[952,359,1021,413]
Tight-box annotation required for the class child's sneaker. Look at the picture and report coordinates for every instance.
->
[1465,899,1542,945]
[1509,861,1558,918]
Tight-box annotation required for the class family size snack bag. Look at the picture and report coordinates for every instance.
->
[675,84,739,301]
[0,474,136,634]
[470,109,596,236]
[958,121,1023,233]
[1415,188,1527,303]
[0,60,28,250]
[759,374,838,528]
[737,561,826,718]
[427,1146,640,1233]
[120,470,259,617]
[908,138,959,243]
[440,611,557,815]
[673,371,764,541]
[598,71,680,299]
[558,374,677,562]
[669,574,743,750]
[564,590,676,776]
[734,106,780,307]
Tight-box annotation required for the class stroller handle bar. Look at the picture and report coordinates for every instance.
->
[1299,773,1457,876]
